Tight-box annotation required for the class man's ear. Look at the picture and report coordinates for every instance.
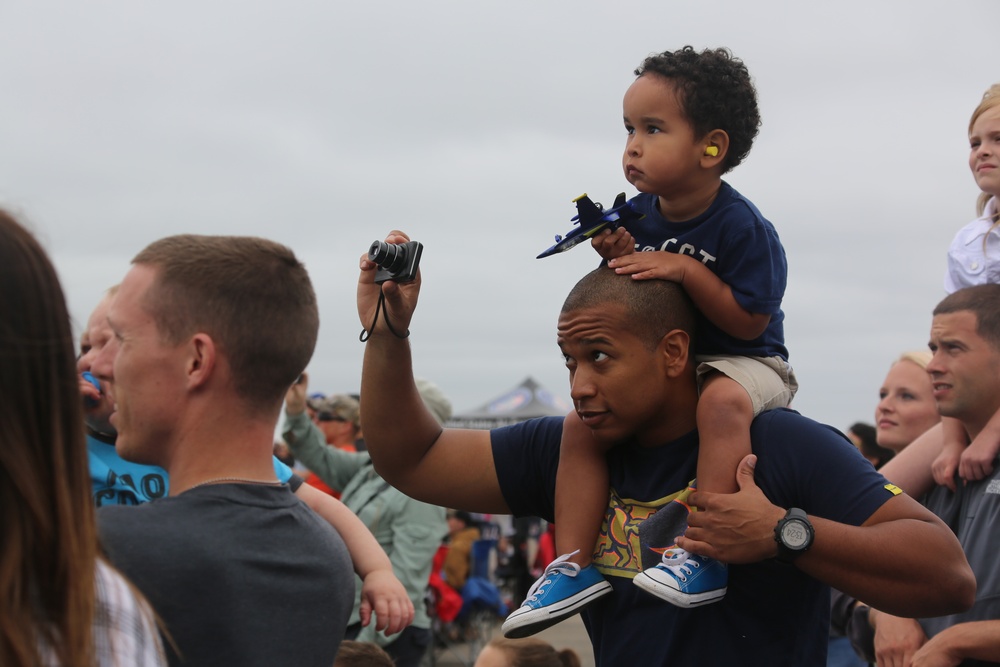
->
[186,333,217,390]
[660,328,692,377]
[701,129,730,168]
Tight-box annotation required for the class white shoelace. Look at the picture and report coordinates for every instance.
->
[524,550,581,602]
[659,547,699,581]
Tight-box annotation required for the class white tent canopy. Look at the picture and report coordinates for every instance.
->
[446,376,571,430]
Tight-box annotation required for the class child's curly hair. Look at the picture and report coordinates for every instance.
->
[636,46,761,174]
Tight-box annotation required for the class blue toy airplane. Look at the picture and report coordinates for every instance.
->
[536,193,644,259]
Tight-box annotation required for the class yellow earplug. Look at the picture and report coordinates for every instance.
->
[704,146,719,157]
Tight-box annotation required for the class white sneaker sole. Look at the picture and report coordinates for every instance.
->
[501,580,612,639]
[633,570,726,608]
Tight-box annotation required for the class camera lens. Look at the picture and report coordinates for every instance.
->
[369,240,405,271]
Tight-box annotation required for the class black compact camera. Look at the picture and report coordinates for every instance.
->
[368,240,423,284]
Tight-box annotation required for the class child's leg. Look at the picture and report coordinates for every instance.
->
[634,359,790,609]
[696,372,754,495]
[500,412,613,638]
[632,372,744,609]
[555,411,611,567]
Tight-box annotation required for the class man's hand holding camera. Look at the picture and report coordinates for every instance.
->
[358,230,423,339]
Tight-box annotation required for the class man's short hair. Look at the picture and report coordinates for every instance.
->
[132,235,318,408]
[933,284,1000,351]
[562,267,696,350]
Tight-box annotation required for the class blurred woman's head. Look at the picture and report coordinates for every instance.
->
[875,350,939,452]
[475,637,581,667]
[846,422,894,469]
[0,208,97,665]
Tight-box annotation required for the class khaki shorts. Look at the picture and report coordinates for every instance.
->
[695,354,798,416]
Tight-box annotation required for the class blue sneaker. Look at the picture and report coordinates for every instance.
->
[632,547,727,608]
[501,551,613,638]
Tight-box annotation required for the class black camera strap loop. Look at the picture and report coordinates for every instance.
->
[359,287,410,342]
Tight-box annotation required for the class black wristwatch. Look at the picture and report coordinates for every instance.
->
[774,507,814,563]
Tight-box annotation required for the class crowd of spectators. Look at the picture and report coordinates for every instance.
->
[2,58,999,667]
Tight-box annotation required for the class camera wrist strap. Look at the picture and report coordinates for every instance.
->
[359,287,410,342]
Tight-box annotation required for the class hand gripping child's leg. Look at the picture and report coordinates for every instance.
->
[501,412,612,638]
[632,483,729,607]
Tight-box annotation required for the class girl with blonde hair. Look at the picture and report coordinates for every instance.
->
[935,83,1000,488]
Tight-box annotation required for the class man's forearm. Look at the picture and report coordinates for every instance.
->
[797,508,974,618]
[360,333,443,483]
[358,332,507,512]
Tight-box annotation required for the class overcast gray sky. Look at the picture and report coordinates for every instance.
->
[1,1,996,432]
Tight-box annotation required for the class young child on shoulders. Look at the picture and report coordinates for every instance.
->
[932,83,1000,490]
[502,46,795,638]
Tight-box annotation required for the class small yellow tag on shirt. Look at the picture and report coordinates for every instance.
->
[884,483,902,496]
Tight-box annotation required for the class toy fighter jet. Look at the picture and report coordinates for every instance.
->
[536,193,644,259]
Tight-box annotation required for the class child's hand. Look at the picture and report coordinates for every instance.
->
[79,373,102,411]
[591,227,635,261]
[358,568,414,635]
[958,432,999,483]
[608,250,688,283]
[931,443,962,492]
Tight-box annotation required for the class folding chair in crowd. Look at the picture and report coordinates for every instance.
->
[423,538,508,667]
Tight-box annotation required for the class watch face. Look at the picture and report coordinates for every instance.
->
[780,520,810,549]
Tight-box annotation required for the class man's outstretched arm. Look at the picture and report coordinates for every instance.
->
[357,230,510,514]
[678,455,975,619]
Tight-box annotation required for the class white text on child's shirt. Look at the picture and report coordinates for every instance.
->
[636,240,718,267]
